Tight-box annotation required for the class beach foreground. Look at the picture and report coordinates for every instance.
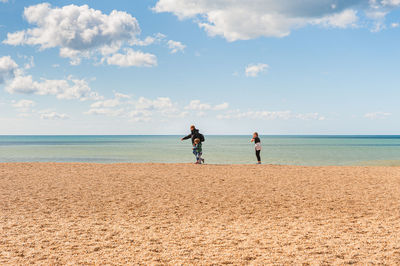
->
[1,163,400,264]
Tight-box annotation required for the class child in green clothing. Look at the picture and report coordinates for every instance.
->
[192,138,204,164]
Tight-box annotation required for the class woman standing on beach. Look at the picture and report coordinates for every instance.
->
[251,132,262,164]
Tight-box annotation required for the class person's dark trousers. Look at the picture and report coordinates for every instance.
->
[255,150,261,162]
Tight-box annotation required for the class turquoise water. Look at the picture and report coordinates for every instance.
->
[1,135,400,166]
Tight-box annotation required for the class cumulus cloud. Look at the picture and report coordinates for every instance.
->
[5,74,101,101]
[0,56,18,83]
[153,0,399,41]
[295,113,326,121]
[12,99,36,113]
[105,48,157,67]
[85,95,197,121]
[89,92,131,110]
[4,3,140,49]
[245,63,269,77]
[3,3,158,66]
[167,40,186,53]
[114,92,130,99]
[313,9,358,28]
[131,33,166,46]
[85,94,186,121]
[364,111,392,119]
[1,56,102,101]
[86,95,324,123]
[131,33,186,55]
[185,100,212,111]
[214,102,229,111]
[40,110,70,120]
[91,99,120,108]
[12,99,35,108]
[11,100,71,119]
[85,108,124,117]
[382,0,400,6]
[129,110,152,122]
[185,100,229,111]
[217,110,325,120]
[3,4,186,66]
[85,97,162,122]
[136,97,174,110]
[217,110,292,120]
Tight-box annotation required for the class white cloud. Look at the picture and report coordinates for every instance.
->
[86,95,323,124]
[89,92,130,108]
[85,100,171,121]
[0,56,18,83]
[132,34,186,55]
[382,0,400,6]
[214,102,229,111]
[217,110,325,120]
[131,33,166,46]
[167,40,186,54]
[12,99,35,113]
[129,110,152,122]
[153,0,399,41]
[39,110,70,120]
[3,3,142,65]
[12,99,35,108]
[85,95,189,121]
[105,48,157,67]
[185,100,229,111]
[364,111,392,119]
[217,110,292,120]
[91,99,120,108]
[391,22,399,28]
[295,113,326,121]
[185,100,211,111]
[132,36,158,46]
[313,9,358,28]
[114,92,131,99]
[135,97,172,111]
[5,74,101,101]
[1,56,101,101]
[245,63,269,77]
[0,0,8,3]
[11,100,70,120]
[85,108,124,117]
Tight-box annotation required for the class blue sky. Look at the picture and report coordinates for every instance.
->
[0,0,399,135]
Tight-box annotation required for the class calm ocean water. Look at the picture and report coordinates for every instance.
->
[1,135,400,166]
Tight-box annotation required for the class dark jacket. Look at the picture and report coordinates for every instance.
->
[182,129,200,144]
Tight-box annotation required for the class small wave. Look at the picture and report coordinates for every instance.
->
[356,160,400,166]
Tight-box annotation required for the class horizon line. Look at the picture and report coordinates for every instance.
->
[1,134,400,137]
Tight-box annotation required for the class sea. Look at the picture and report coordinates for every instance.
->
[1,135,400,166]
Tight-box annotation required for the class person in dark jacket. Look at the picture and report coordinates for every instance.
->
[181,125,205,164]
[181,125,201,144]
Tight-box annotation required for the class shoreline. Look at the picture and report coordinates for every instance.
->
[2,163,400,264]
[2,161,400,167]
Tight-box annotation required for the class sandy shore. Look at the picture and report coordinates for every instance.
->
[1,163,400,264]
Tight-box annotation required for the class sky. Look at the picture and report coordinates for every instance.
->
[0,0,400,135]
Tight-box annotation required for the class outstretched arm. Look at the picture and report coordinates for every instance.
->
[251,138,255,142]
[181,134,191,141]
